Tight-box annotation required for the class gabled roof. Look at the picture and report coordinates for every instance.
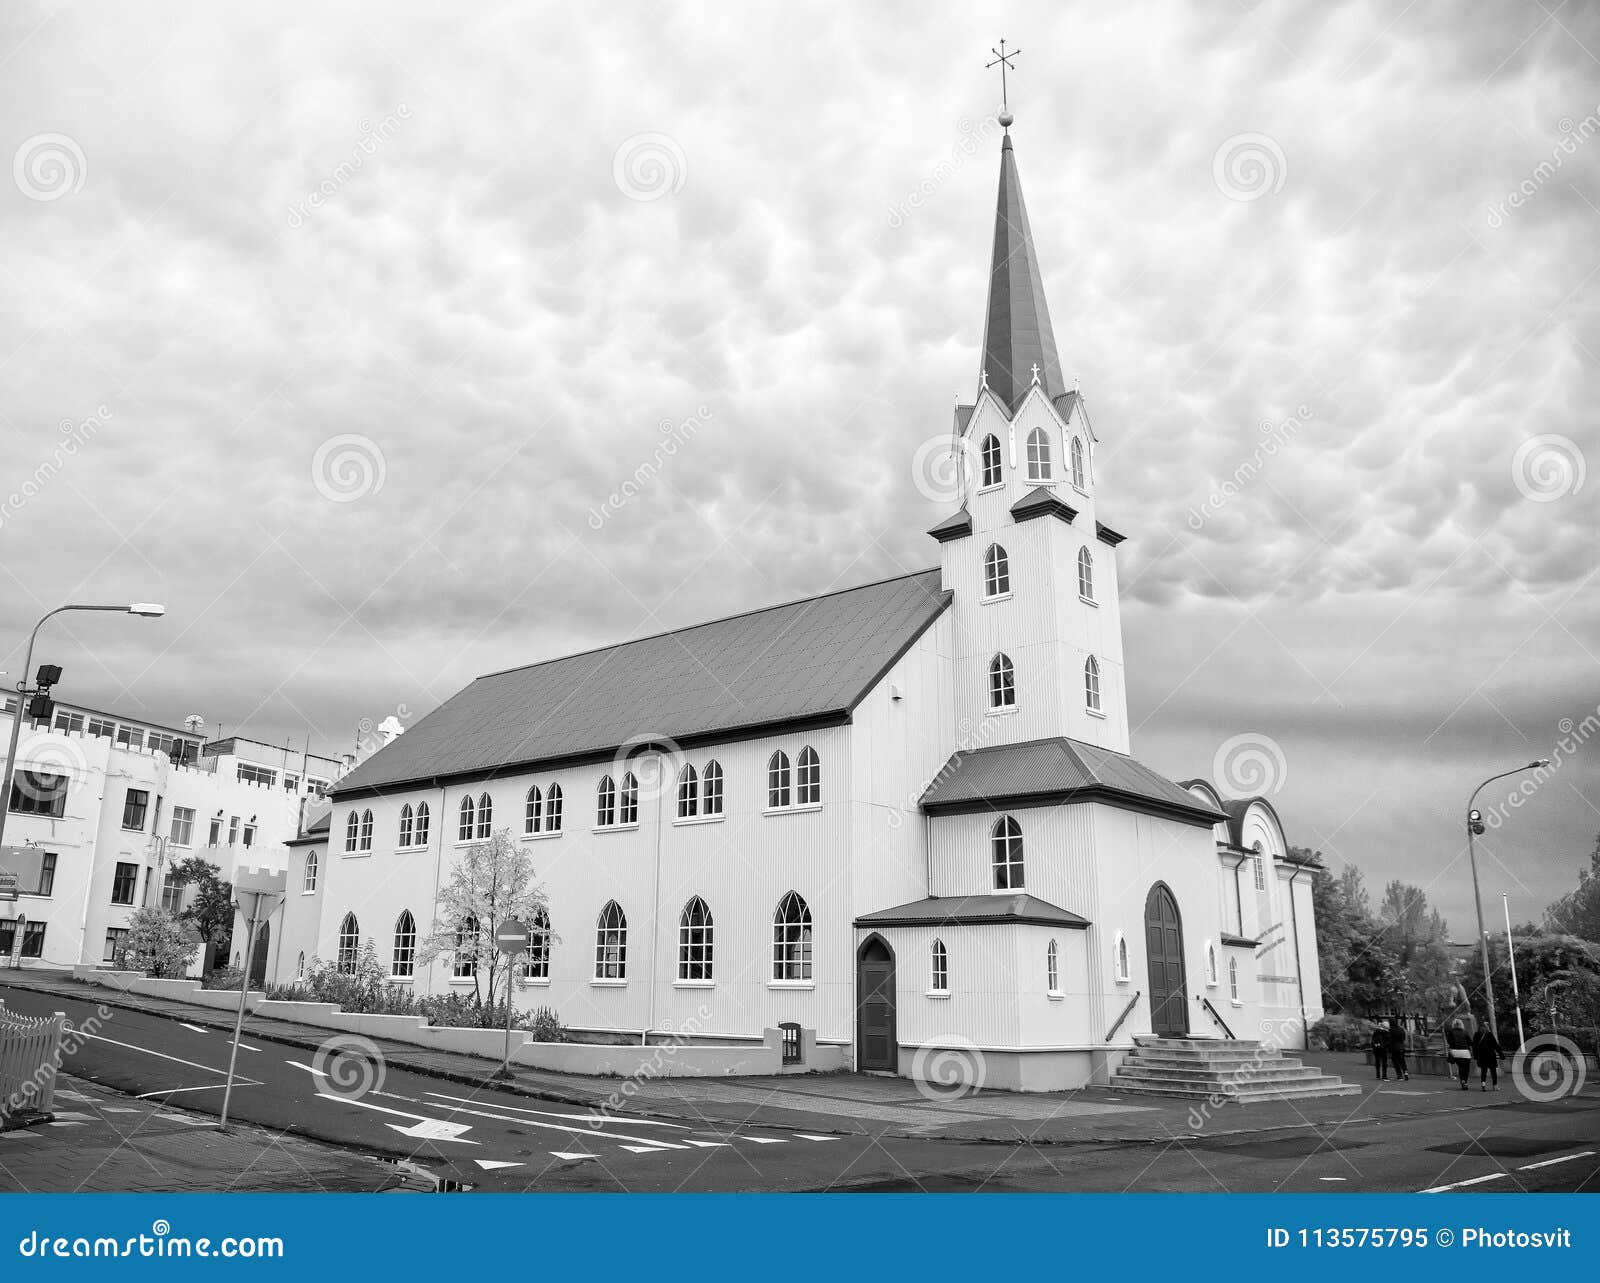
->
[856,892,1089,930]
[920,736,1225,827]
[1009,486,1079,526]
[954,403,976,437]
[331,570,952,799]
[927,507,973,543]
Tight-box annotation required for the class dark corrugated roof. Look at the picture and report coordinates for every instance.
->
[1220,796,1290,850]
[954,404,976,436]
[928,507,973,543]
[332,570,952,797]
[1095,520,1127,546]
[920,736,1225,826]
[1009,486,1078,526]
[856,892,1089,929]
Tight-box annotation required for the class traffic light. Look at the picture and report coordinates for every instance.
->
[27,693,54,722]
[1468,808,1485,836]
[34,664,61,689]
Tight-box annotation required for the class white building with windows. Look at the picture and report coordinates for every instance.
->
[263,117,1325,1089]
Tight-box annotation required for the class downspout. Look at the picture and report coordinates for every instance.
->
[644,751,667,1046]
[1231,851,1247,937]
[1286,863,1309,1050]
[430,778,446,998]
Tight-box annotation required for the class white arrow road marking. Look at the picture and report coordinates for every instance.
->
[1422,1172,1508,1193]
[314,1092,480,1145]
[622,1144,675,1154]
[474,1159,523,1171]
[682,1139,730,1148]
[550,1152,598,1161]
[793,1134,839,1142]
[421,1090,690,1129]
[1519,1151,1596,1171]
[179,1023,210,1034]
[411,1096,690,1148]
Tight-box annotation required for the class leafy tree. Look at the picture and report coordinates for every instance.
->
[1307,856,1399,1014]
[120,906,202,978]
[1375,880,1455,1017]
[171,856,234,959]
[1461,930,1600,1043]
[1545,833,1600,941]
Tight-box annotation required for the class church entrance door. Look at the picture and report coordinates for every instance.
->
[1145,883,1189,1037]
[856,936,897,1072]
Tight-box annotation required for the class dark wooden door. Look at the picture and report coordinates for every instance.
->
[248,921,271,987]
[856,938,897,1072]
[1145,884,1188,1036]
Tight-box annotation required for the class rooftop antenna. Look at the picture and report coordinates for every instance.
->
[986,37,1020,129]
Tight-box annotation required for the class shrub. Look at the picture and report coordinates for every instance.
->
[525,1004,566,1043]
[203,967,247,992]
[1309,1014,1374,1051]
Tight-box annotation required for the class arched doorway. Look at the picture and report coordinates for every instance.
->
[856,936,897,1072]
[1145,883,1188,1037]
[248,920,271,988]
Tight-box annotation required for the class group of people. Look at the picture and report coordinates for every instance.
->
[1370,1017,1502,1090]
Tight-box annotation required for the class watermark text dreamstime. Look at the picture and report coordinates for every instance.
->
[1187,405,1311,530]
[586,407,711,530]
[287,107,412,228]
[1486,105,1600,228]
[0,406,112,533]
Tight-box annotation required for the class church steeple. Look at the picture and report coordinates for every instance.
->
[979,124,1066,415]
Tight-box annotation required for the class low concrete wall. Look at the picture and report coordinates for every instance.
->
[75,970,264,1013]
[514,1039,780,1077]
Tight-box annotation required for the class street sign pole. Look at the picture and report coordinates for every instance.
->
[494,918,531,1078]
[219,868,286,1130]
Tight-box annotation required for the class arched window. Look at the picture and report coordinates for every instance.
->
[991,816,1024,890]
[678,896,713,982]
[677,764,698,819]
[1205,941,1219,987]
[595,901,627,979]
[296,951,305,981]
[392,910,416,978]
[527,907,552,981]
[980,433,1002,488]
[344,811,359,853]
[546,783,563,833]
[453,915,479,978]
[702,761,723,816]
[983,543,1010,598]
[1114,933,1130,982]
[337,913,359,974]
[413,801,430,846]
[303,850,319,894]
[1228,956,1240,1002]
[458,795,476,842]
[596,775,616,827]
[1071,436,1086,489]
[1077,546,1094,601]
[1046,939,1060,993]
[1252,841,1266,891]
[359,808,374,851]
[525,785,542,834]
[619,773,639,825]
[398,803,414,848]
[988,653,1016,709]
[930,939,949,993]
[796,746,821,805]
[772,892,813,981]
[476,792,493,839]
[767,751,791,809]
[1084,655,1102,712]
[1026,427,1052,481]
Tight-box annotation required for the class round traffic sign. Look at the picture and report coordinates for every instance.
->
[495,919,531,955]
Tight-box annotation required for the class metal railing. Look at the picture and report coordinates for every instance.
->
[1200,996,1237,1039]
[1105,990,1142,1042]
[0,1000,65,1120]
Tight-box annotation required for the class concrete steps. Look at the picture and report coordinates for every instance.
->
[1108,1034,1360,1103]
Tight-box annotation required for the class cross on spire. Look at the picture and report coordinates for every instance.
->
[986,38,1020,125]
[1031,362,1041,385]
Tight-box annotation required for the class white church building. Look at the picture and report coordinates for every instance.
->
[264,115,1324,1090]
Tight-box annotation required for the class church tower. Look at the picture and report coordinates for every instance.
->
[930,112,1130,754]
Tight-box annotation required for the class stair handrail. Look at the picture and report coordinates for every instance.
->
[1105,990,1141,1043]
[1200,996,1236,1039]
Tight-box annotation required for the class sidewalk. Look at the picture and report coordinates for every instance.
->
[3,969,1585,1148]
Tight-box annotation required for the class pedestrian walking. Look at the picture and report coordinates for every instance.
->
[1472,1025,1501,1091]
[1388,1017,1410,1081]
[1445,1019,1473,1090]
[1370,1021,1390,1080]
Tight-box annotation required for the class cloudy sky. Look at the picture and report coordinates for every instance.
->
[2,0,1596,936]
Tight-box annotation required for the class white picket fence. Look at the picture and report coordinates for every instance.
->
[0,999,65,1119]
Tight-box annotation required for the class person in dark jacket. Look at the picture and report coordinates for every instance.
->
[1445,1019,1473,1089]
[1388,1018,1410,1081]
[1371,1021,1390,1080]
[1472,1025,1501,1090]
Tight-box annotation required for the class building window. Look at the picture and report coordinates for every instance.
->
[545,784,563,833]
[392,911,417,978]
[413,801,430,846]
[1205,941,1219,987]
[618,774,638,825]
[988,653,1016,710]
[1114,933,1130,983]
[116,725,145,750]
[930,939,949,993]
[980,433,1002,488]
[284,774,299,792]
[525,786,543,834]
[86,717,115,740]
[767,752,791,809]
[476,792,493,839]
[296,951,306,981]
[359,809,374,851]
[527,907,551,981]
[110,861,138,906]
[236,762,277,787]
[53,709,84,734]
[1026,427,1052,481]
[1253,844,1266,891]
[399,803,415,847]
[8,770,68,818]
[678,896,713,982]
[1077,546,1094,600]
[303,851,319,894]
[982,543,1010,598]
[337,913,360,974]
[796,746,821,805]
[104,928,130,964]
[121,789,150,832]
[169,806,194,848]
[1229,956,1240,1002]
[595,775,616,827]
[1084,655,1101,712]
[702,761,723,816]
[208,817,222,847]
[991,816,1024,890]
[595,901,627,980]
[453,916,479,978]
[772,891,813,981]
[227,816,240,847]
[160,872,184,915]
[242,823,256,849]
[458,795,475,841]
[36,852,56,897]
[1046,939,1060,994]
[676,764,698,819]
[1071,436,1086,489]
[345,810,360,852]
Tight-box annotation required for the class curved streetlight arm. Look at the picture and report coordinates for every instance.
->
[1468,761,1548,818]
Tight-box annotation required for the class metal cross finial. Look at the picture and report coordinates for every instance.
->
[1031,362,1041,385]
[987,39,1020,114]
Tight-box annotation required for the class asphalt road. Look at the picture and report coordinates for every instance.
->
[5,984,1598,1194]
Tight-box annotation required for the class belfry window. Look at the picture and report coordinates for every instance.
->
[1026,428,1052,481]
[1071,436,1086,489]
[988,653,1016,710]
[1085,656,1102,712]
[982,544,1010,598]
[980,433,1002,488]
[991,816,1024,889]
[1078,546,1094,601]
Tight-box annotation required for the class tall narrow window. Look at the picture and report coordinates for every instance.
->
[392,911,416,978]
[1046,939,1060,993]
[595,901,627,980]
[618,773,639,825]
[110,862,138,905]
[1026,428,1052,481]
[1077,546,1094,600]
[702,761,723,816]
[458,795,475,842]
[1253,845,1266,891]
[1205,942,1219,986]
[337,913,360,974]
[677,764,698,819]
[1114,934,1130,982]
[1228,956,1240,1002]
[122,789,149,831]
[345,810,360,852]
[988,653,1016,709]
[476,792,493,839]
[525,785,543,835]
[303,851,319,894]
[527,907,552,981]
[359,808,374,851]
[413,801,430,846]
[1071,436,1086,489]
[296,951,306,981]
[453,916,479,978]
[982,543,1010,598]
[546,784,563,833]
[796,746,821,805]
[398,803,414,848]
[767,751,791,809]
[678,896,714,982]
[772,892,813,981]
[980,433,1002,487]
[596,776,616,827]
[930,939,949,993]
[1084,655,1102,712]
[991,816,1024,890]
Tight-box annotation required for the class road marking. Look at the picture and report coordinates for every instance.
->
[47,1121,85,1128]
[238,1044,261,1053]
[179,1023,210,1034]
[417,1097,693,1148]
[287,1061,327,1078]
[135,1083,250,1100]
[621,1144,674,1154]
[1422,1172,1508,1193]
[50,1111,95,1121]
[0,1131,41,1141]
[157,1114,217,1127]
[1319,1177,1348,1182]
[474,1159,523,1171]
[101,1107,139,1114]
[793,1133,838,1142]
[682,1139,730,1148]
[421,1090,690,1129]
[314,1092,480,1145]
[55,1090,93,1103]
[740,1136,786,1144]
[550,1151,598,1161]
[1518,1151,1596,1171]
[75,1031,240,1078]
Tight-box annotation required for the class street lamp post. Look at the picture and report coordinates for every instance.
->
[0,603,166,855]
[1465,760,1549,1044]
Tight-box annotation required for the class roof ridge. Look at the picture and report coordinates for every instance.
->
[476,566,943,682]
